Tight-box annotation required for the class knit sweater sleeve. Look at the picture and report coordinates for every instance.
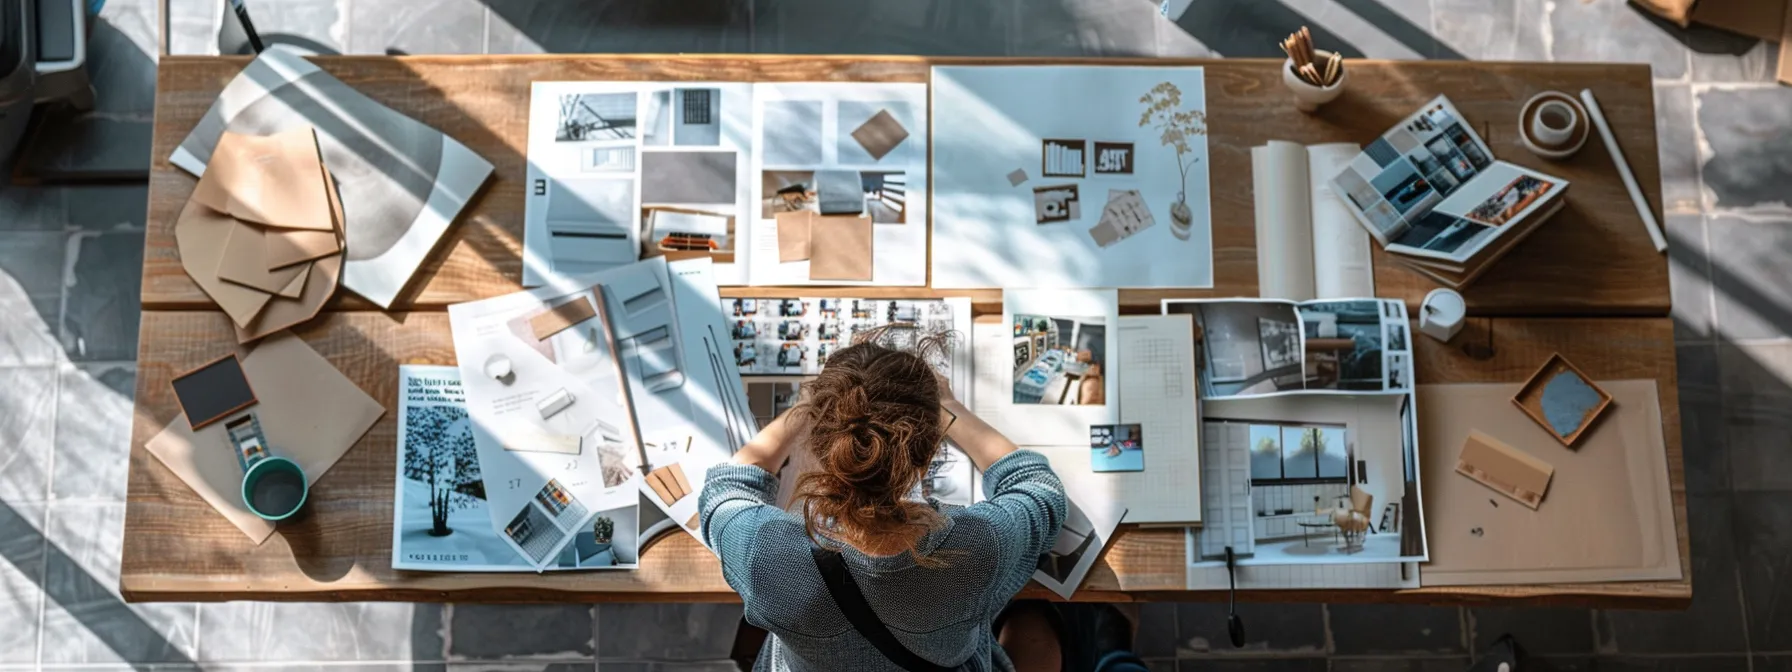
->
[972,449,1068,600]
[699,462,787,599]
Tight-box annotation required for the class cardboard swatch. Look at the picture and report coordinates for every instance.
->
[808,214,874,282]
[529,296,598,341]
[849,109,910,162]
[176,201,274,328]
[230,168,346,344]
[217,222,309,297]
[264,228,341,270]
[192,128,335,231]
[1418,380,1680,586]
[143,332,385,544]
[1456,430,1554,509]
[776,210,813,262]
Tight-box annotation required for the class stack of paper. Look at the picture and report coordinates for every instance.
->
[176,128,344,343]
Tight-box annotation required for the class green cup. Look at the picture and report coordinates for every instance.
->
[241,456,309,521]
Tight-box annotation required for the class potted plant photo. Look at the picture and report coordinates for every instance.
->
[1138,82,1208,241]
[592,515,614,555]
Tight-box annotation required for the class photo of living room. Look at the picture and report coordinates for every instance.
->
[1012,314,1107,405]
[1167,301,1306,399]
[1198,391,1426,565]
[761,170,909,224]
[1297,300,1387,392]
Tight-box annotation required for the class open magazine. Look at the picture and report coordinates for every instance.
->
[392,365,671,571]
[1328,96,1569,288]
[523,81,928,288]
[1164,298,1426,569]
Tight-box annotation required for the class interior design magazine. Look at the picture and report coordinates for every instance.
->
[170,45,494,309]
[1251,141,1375,301]
[930,65,1213,289]
[392,365,656,571]
[1163,298,1427,568]
[1327,96,1568,287]
[522,81,928,288]
[447,269,653,570]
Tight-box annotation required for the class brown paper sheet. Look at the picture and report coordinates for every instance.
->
[529,296,598,341]
[776,210,813,262]
[143,332,386,543]
[176,201,274,328]
[264,228,341,270]
[849,109,910,161]
[808,214,874,282]
[231,167,346,344]
[196,128,335,231]
[1418,380,1680,586]
[216,222,310,297]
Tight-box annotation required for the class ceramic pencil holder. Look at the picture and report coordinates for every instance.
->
[1283,49,1347,113]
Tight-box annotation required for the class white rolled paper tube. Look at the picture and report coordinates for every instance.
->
[1419,288,1466,343]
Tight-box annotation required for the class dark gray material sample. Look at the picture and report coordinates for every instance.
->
[640,151,737,205]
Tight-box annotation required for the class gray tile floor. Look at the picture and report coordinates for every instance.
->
[1,0,1787,668]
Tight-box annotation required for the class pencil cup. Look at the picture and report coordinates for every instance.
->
[1283,50,1347,113]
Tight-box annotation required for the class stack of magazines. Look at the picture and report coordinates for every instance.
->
[1328,95,1569,289]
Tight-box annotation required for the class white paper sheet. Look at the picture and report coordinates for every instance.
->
[977,290,1121,446]
[1252,141,1316,301]
[931,66,1213,289]
[748,83,929,287]
[1306,143,1375,299]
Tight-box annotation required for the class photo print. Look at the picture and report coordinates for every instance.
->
[1463,175,1556,227]
[1385,321,1408,352]
[1391,212,1493,257]
[1034,184,1082,224]
[1426,136,1476,182]
[762,170,817,218]
[1444,123,1492,169]
[731,298,758,316]
[648,87,724,146]
[596,439,635,488]
[1386,352,1412,391]
[1370,158,1440,216]
[641,151,737,205]
[642,90,672,146]
[1297,300,1386,392]
[1037,500,1101,584]
[1012,314,1107,405]
[1090,423,1145,473]
[762,100,825,165]
[1168,300,1306,398]
[859,171,909,224]
[1042,138,1087,177]
[557,93,637,142]
[503,502,565,564]
[555,503,638,568]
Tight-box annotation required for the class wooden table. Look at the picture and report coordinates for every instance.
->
[126,55,1689,607]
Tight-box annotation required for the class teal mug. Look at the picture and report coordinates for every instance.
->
[225,413,309,521]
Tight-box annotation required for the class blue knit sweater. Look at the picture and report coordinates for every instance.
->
[700,450,1067,671]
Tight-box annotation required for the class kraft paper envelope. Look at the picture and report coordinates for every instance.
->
[230,168,347,344]
[776,210,813,262]
[143,332,386,543]
[1418,380,1680,586]
[808,214,873,282]
[264,228,341,270]
[191,128,335,232]
[217,221,309,297]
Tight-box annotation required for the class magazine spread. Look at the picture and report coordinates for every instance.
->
[523,81,929,288]
[1328,95,1568,265]
[446,270,651,570]
[725,297,971,378]
[392,365,647,571]
[1164,298,1426,568]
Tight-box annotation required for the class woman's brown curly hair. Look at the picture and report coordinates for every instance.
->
[789,325,955,563]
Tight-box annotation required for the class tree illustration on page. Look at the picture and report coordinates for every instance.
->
[1139,82,1207,240]
[403,404,483,537]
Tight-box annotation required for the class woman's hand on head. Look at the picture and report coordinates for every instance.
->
[934,370,960,407]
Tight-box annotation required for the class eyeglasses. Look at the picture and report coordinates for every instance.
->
[940,404,957,434]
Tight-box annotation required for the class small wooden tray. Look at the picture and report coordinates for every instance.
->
[1512,353,1613,448]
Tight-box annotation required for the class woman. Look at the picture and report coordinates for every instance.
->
[699,333,1080,671]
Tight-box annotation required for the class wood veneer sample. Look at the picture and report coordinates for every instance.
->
[1456,430,1554,509]
[529,296,598,341]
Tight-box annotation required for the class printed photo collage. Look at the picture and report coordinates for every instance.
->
[540,83,749,279]
[758,84,928,285]
[728,297,958,376]
[1166,299,1410,400]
